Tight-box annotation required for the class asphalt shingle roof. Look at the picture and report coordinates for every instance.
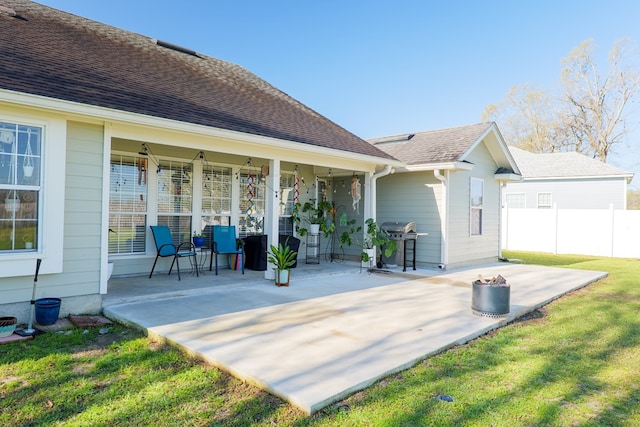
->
[508,146,632,179]
[0,0,394,160]
[368,122,493,165]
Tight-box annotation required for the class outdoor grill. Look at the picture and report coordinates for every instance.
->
[380,221,417,269]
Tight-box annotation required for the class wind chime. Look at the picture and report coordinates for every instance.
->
[292,165,301,223]
[351,175,361,213]
[245,158,255,226]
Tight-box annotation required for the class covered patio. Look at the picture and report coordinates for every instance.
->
[103,261,607,414]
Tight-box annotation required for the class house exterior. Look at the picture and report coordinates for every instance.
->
[505,147,634,209]
[0,0,403,322]
[368,122,521,270]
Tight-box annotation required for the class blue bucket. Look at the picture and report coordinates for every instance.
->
[35,298,61,325]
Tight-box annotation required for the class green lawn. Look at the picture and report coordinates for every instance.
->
[1,252,639,426]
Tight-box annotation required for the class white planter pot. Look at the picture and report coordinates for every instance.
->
[309,224,320,234]
[362,248,376,268]
[275,269,290,286]
[23,165,34,178]
[4,196,20,213]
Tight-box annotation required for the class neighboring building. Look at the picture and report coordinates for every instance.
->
[369,122,521,270]
[0,0,402,321]
[506,147,634,210]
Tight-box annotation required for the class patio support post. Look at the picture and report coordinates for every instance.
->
[264,158,281,281]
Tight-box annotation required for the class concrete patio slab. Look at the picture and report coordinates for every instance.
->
[104,263,606,414]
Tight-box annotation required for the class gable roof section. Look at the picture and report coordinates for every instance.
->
[0,0,394,161]
[509,147,633,181]
[369,122,520,175]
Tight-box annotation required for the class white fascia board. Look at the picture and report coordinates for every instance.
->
[494,173,522,182]
[522,174,633,181]
[404,161,474,172]
[1,89,403,169]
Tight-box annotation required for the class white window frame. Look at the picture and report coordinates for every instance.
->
[156,159,193,244]
[537,192,552,209]
[506,193,526,209]
[0,113,65,277]
[108,153,148,255]
[470,177,483,236]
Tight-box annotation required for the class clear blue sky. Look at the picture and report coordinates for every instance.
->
[36,0,640,187]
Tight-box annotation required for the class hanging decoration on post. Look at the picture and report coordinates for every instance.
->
[351,175,361,213]
[291,165,301,223]
[245,158,255,224]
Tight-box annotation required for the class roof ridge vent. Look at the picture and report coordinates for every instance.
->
[154,39,200,58]
[371,133,415,145]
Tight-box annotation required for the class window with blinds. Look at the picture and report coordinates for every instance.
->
[108,154,148,254]
[239,170,265,236]
[201,165,231,230]
[157,160,192,245]
[279,172,295,236]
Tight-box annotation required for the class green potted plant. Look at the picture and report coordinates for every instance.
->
[295,200,335,237]
[340,218,397,267]
[266,238,298,286]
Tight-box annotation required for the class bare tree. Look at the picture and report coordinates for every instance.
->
[485,39,640,162]
[482,84,560,152]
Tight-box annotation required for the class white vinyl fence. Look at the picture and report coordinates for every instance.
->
[502,206,640,258]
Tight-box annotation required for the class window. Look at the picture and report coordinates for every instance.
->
[279,172,295,236]
[108,154,148,254]
[201,165,231,229]
[470,177,483,236]
[157,160,193,244]
[537,192,552,208]
[239,170,265,236]
[0,121,41,252]
[506,193,526,208]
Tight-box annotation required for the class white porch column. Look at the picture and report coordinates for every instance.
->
[364,172,373,221]
[264,158,281,280]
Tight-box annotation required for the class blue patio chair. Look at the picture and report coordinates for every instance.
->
[149,225,198,281]
[209,225,244,275]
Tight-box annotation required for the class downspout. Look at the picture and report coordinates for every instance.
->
[434,169,447,269]
[370,165,394,222]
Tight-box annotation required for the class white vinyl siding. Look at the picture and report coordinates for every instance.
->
[447,142,500,268]
[60,121,104,294]
[505,178,627,210]
[376,171,443,266]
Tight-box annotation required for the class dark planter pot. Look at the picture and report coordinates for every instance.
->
[472,282,510,317]
[35,298,61,325]
[192,236,206,248]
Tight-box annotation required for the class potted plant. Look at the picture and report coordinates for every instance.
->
[266,238,298,286]
[340,218,397,267]
[295,200,335,237]
[192,231,205,248]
